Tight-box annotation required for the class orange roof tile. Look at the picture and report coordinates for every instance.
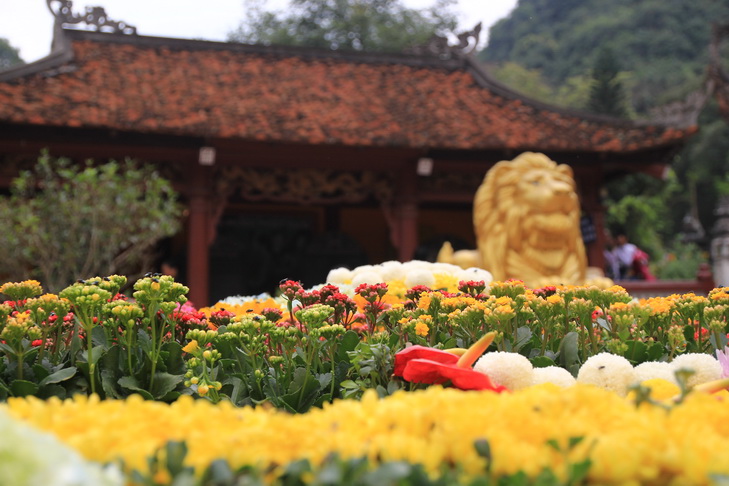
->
[0,29,695,152]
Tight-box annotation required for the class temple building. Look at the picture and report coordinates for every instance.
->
[0,5,696,305]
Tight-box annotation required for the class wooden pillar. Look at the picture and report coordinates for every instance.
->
[395,165,419,262]
[576,168,606,271]
[186,164,213,307]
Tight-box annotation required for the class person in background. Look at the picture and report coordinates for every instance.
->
[612,232,656,281]
[603,232,620,280]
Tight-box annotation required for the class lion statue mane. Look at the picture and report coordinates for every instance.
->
[474,152,587,286]
[442,152,588,287]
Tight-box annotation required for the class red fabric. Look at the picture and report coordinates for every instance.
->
[632,248,656,281]
[393,345,458,376]
[402,358,508,392]
[394,345,507,392]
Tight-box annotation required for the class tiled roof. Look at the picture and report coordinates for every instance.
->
[0,29,695,152]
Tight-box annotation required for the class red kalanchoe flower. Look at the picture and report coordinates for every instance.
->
[533,286,557,298]
[355,282,388,303]
[299,289,321,307]
[261,307,283,323]
[317,284,340,302]
[405,285,431,302]
[393,332,507,392]
[279,280,304,302]
[458,280,488,297]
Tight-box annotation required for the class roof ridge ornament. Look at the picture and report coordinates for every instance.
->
[46,0,137,35]
[405,23,482,59]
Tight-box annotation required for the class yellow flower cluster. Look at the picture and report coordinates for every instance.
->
[6,385,729,484]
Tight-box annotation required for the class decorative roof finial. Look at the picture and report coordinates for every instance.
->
[46,0,137,35]
[405,23,482,58]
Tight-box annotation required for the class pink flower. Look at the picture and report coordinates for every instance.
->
[716,346,729,378]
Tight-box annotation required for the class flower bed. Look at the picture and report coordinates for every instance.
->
[7,385,729,485]
[1,261,729,484]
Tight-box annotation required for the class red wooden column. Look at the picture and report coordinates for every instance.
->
[395,165,419,262]
[576,168,606,270]
[186,164,213,307]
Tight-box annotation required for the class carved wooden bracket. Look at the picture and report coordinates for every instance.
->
[214,167,393,205]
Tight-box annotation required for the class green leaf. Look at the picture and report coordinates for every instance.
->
[280,369,320,413]
[474,439,491,462]
[646,342,666,361]
[161,342,186,375]
[558,332,580,376]
[118,375,154,400]
[336,331,360,362]
[514,326,533,351]
[568,436,584,449]
[101,369,122,399]
[545,438,561,452]
[10,379,39,397]
[570,459,592,484]
[165,441,191,476]
[32,364,50,381]
[530,356,556,368]
[150,372,184,399]
[36,383,66,400]
[623,340,647,364]
[38,366,76,387]
[340,380,359,389]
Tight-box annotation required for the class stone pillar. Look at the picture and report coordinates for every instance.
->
[711,195,729,287]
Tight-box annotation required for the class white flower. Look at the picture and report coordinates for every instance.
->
[633,361,676,385]
[0,408,123,486]
[404,269,436,288]
[458,267,493,285]
[474,352,534,390]
[350,270,384,286]
[218,292,273,306]
[671,353,723,388]
[576,353,635,396]
[531,366,576,388]
[326,267,353,284]
[376,261,406,282]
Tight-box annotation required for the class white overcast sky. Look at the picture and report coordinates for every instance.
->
[1,0,518,63]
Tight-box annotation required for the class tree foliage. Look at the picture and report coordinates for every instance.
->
[586,47,629,117]
[0,37,23,69]
[480,0,729,114]
[228,0,458,52]
[480,0,729,272]
[0,153,182,292]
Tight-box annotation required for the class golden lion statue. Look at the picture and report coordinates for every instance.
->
[438,152,588,287]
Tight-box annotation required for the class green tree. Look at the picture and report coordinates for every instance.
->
[0,153,182,292]
[0,37,23,69]
[586,47,629,117]
[228,0,458,52]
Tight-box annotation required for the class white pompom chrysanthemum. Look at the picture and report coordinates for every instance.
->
[633,361,676,385]
[474,352,534,390]
[576,353,635,396]
[531,366,576,388]
[458,267,493,284]
[0,408,123,486]
[326,267,353,284]
[377,261,406,282]
[404,269,436,289]
[671,353,723,388]
[350,270,384,287]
